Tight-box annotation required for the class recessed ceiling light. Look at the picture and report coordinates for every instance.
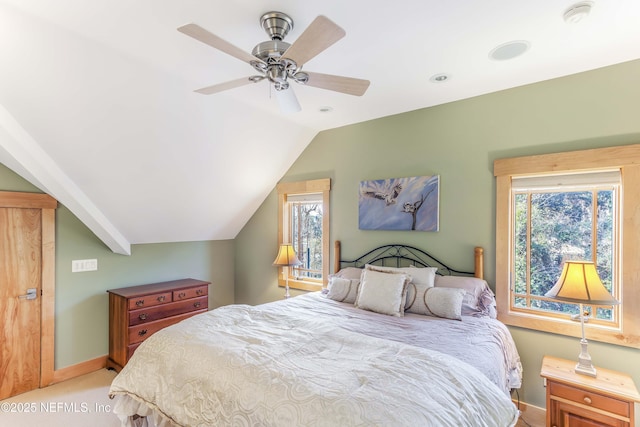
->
[319,106,333,113]
[429,73,450,83]
[564,2,593,24]
[489,40,531,61]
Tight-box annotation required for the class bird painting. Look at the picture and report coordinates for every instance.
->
[359,176,439,231]
[360,183,403,206]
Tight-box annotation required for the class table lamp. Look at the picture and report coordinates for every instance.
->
[273,243,302,299]
[545,260,619,377]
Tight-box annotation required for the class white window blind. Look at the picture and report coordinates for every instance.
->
[287,193,323,203]
[512,170,621,191]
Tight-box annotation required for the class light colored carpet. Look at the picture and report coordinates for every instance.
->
[0,369,121,427]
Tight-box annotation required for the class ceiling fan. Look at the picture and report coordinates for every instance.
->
[178,12,370,113]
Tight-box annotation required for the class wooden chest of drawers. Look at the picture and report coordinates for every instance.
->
[106,278,210,372]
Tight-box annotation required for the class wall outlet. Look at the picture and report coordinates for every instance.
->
[72,259,98,272]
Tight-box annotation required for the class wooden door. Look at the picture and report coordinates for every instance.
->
[0,207,42,399]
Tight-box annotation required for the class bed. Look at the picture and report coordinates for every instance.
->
[109,241,522,427]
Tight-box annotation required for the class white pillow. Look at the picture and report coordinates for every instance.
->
[326,276,360,303]
[434,275,497,318]
[421,287,466,320]
[406,265,438,286]
[365,264,437,286]
[333,267,364,281]
[355,269,409,317]
[404,266,438,312]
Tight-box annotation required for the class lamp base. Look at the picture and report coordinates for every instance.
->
[575,362,597,377]
[575,338,597,377]
[284,277,290,299]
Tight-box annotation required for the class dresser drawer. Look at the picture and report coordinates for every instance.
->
[128,291,172,310]
[127,310,206,344]
[173,285,208,301]
[129,296,208,325]
[549,381,630,418]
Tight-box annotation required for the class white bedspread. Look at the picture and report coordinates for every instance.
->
[109,293,520,427]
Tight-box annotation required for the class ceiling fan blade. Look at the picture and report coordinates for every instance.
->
[194,77,257,95]
[178,23,261,65]
[304,72,370,96]
[274,87,301,113]
[282,16,345,67]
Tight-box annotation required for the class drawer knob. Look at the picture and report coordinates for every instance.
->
[583,396,592,405]
[138,329,147,337]
[135,299,145,307]
[196,289,204,295]
[194,302,201,308]
[157,295,166,302]
[139,313,147,320]
[178,292,186,298]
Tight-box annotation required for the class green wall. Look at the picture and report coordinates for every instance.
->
[235,59,640,410]
[0,165,235,369]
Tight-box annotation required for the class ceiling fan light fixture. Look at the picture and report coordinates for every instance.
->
[179,12,369,112]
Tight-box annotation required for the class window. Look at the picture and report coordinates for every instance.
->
[494,144,640,349]
[277,179,330,291]
[511,171,620,326]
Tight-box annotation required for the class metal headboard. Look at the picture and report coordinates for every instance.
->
[334,241,484,279]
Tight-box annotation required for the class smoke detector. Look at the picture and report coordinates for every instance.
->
[564,2,593,24]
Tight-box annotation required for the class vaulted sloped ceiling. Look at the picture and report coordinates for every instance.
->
[1,1,639,255]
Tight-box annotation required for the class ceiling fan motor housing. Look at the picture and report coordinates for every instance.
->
[259,12,293,41]
[251,40,291,62]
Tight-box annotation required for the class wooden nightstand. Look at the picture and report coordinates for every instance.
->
[540,356,640,427]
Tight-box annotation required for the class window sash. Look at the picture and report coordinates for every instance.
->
[276,179,331,292]
[494,144,640,349]
[509,186,620,327]
[288,200,323,281]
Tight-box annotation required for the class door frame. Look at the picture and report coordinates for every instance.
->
[0,191,57,388]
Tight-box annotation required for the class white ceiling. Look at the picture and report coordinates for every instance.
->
[1,1,639,254]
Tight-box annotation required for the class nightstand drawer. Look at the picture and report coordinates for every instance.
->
[549,381,630,418]
[128,292,172,310]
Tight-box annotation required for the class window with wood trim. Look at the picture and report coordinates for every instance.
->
[277,179,330,292]
[494,144,640,349]
[511,171,620,326]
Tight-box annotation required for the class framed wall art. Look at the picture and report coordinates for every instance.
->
[359,175,439,231]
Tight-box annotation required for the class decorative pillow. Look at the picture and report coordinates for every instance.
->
[420,287,466,320]
[434,275,497,318]
[406,265,438,286]
[365,264,437,285]
[326,276,360,303]
[333,267,364,281]
[355,269,409,317]
[365,264,437,312]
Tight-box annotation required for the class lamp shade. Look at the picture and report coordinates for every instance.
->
[273,243,302,267]
[545,261,619,305]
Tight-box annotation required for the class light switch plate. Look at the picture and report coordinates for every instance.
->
[72,259,98,272]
